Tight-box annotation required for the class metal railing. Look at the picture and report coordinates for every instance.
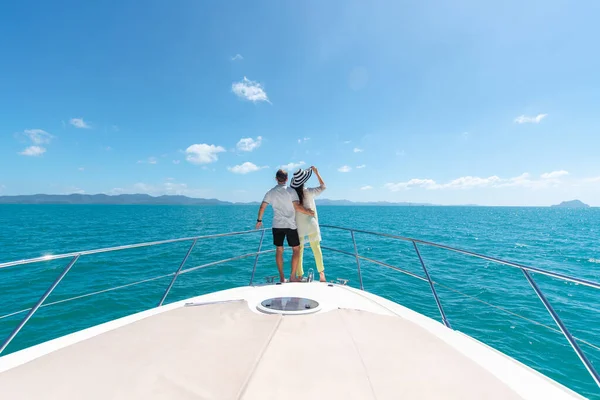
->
[0,229,271,355]
[0,225,598,390]
[319,225,600,389]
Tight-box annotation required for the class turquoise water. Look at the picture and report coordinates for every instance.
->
[0,205,599,398]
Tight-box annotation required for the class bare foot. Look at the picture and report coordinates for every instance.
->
[319,271,326,282]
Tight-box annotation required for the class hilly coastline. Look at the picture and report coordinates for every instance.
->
[0,194,235,205]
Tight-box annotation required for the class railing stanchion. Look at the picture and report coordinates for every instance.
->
[158,239,198,307]
[249,230,265,286]
[522,269,600,388]
[351,231,364,290]
[413,241,451,329]
[0,255,80,355]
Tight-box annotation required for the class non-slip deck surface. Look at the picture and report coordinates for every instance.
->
[0,301,575,399]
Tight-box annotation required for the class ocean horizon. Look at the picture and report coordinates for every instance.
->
[0,193,595,208]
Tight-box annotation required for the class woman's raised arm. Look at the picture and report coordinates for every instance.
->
[311,166,325,188]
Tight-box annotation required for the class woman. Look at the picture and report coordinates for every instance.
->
[290,165,327,282]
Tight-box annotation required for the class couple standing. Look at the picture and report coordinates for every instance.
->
[255,166,327,282]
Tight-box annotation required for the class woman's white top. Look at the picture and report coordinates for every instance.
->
[290,185,326,244]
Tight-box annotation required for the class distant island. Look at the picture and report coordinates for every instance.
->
[0,193,436,206]
[551,200,590,209]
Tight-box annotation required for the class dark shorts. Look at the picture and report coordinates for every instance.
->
[272,228,300,247]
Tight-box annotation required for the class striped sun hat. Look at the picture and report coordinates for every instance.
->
[290,168,312,188]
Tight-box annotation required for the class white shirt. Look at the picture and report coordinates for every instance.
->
[262,184,297,229]
[290,185,326,243]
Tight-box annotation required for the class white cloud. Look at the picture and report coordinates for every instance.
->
[338,165,352,173]
[385,170,572,192]
[496,173,552,189]
[496,173,532,188]
[231,54,244,61]
[232,77,270,103]
[109,188,125,195]
[443,175,502,189]
[135,183,181,195]
[236,136,262,152]
[360,185,373,190]
[343,140,351,144]
[279,161,305,171]
[396,150,406,157]
[173,160,181,164]
[541,170,569,179]
[16,129,53,156]
[127,181,211,198]
[583,176,600,183]
[297,137,310,144]
[356,164,366,169]
[514,114,548,124]
[137,157,158,165]
[228,162,268,174]
[19,146,46,156]
[78,167,85,171]
[69,118,91,129]
[385,179,438,191]
[185,144,226,164]
[23,129,53,144]
[499,171,569,189]
[385,176,502,191]
[353,147,364,153]
[63,186,85,194]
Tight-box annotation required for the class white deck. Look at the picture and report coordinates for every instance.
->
[0,283,583,399]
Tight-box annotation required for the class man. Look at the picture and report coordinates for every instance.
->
[256,169,314,282]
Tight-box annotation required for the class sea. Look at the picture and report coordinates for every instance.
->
[0,205,599,398]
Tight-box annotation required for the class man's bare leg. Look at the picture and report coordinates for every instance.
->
[290,246,301,282]
[276,246,285,282]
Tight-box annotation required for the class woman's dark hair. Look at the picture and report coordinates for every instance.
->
[294,184,305,205]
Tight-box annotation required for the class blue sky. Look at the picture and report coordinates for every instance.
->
[1,0,600,206]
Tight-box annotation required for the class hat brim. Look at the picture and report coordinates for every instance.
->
[290,168,312,188]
